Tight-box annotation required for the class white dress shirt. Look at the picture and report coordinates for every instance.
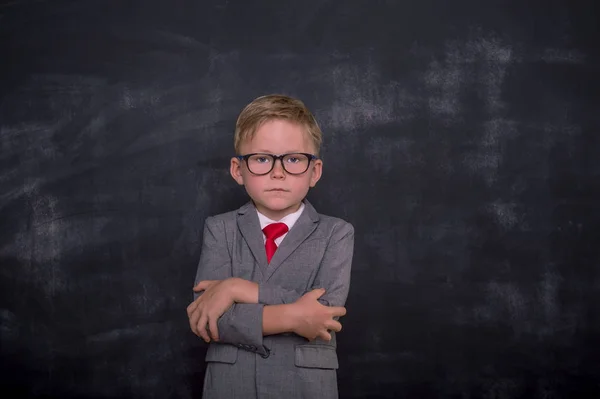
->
[256,202,305,246]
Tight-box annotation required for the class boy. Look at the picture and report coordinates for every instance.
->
[186,94,354,398]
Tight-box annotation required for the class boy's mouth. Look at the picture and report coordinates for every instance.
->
[266,188,288,192]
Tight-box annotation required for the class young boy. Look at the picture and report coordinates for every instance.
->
[186,94,354,398]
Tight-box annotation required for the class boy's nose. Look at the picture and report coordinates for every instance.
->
[271,159,286,178]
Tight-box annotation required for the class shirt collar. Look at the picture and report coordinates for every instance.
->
[256,202,306,231]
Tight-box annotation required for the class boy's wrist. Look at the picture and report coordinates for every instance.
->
[228,277,259,304]
[283,302,301,334]
[263,303,297,335]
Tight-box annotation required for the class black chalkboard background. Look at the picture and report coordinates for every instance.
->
[1,1,598,398]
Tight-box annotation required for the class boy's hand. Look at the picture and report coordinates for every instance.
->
[187,279,237,343]
[290,288,347,341]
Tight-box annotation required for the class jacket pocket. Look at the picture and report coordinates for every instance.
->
[294,344,339,369]
[205,343,238,364]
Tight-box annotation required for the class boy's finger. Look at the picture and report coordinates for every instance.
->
[191,309,202,335]
[198,326,210,343]
[186,300,198,316]
[193,280,215,292]
[318,330,332,341]
[208,317,219,342]
[188,307,201,333]
[198,315,210,343]
[188,313,197,334]
[327,320,342,332]
[331,306,347,317]
[307,288,326,300]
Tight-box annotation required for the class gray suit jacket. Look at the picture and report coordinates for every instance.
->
[193,199,354,399]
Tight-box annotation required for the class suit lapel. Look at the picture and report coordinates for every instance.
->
[264,200,320,281]
[237,202,268,272]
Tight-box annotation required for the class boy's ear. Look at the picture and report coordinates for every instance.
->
[230,157,245,185]
[309,159,323,187]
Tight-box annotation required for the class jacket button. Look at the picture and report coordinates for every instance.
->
[260,348,271,359]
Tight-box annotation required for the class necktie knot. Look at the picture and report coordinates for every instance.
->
[262,222,289,241]
[262,222,288,263]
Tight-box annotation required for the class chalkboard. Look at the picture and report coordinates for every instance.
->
[1,0,598,398]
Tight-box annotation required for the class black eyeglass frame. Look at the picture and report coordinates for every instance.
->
[235,152,319,176]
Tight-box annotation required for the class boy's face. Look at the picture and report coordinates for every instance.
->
[230,119,322,220]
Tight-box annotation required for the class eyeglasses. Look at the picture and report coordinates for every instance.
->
[236,152,318,175]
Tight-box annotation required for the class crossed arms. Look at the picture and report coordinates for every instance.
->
[186,216,354,355]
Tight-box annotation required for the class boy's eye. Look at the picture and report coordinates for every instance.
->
[286,157,299,163]
[255,156,270,163]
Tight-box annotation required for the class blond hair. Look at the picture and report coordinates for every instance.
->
[234,94,322,155]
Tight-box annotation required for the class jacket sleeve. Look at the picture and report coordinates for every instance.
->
[193,216,268,357]
[308,221,354,307]
[298,220,355,347]
[257,283,304,305]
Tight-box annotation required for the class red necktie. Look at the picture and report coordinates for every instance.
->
[262,222,289,263]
